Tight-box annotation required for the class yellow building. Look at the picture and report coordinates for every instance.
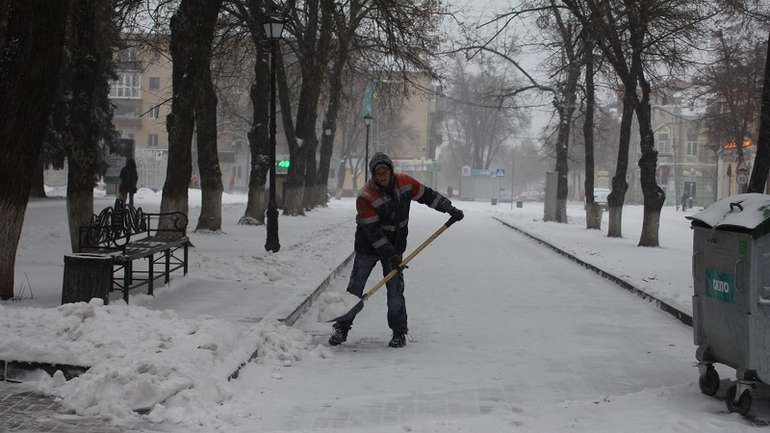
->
[109,41,253,192]
[109,44,171,190]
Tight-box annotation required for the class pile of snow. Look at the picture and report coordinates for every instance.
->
[131,188,248,206]
[316,290,362,323]
[0,299,329,423]
[41,185,248,206]
[43,185,106,198]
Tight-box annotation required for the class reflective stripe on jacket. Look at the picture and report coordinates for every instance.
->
[354,173,452,259]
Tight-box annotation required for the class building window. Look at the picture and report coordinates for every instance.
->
[148,133,158,147]
[149,77,160,90]
[148,105,160,119]
[657,132,671,153]
[687,141,698,156]
[109,72,142,99]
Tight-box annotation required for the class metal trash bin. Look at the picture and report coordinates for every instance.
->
[516,200,523,208]
[61,253,113,305]
[688,193,770,416]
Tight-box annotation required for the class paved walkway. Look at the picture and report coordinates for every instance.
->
[0,383,154,433]
[220,209,716,432]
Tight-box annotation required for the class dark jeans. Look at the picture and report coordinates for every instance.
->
[336,253,407,334]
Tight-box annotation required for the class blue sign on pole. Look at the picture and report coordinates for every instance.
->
[362,82,375,117]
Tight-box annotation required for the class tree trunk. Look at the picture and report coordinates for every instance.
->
[348,157,358,192]
[66,162,94,252]
[160,3,196,234]
[607,92,634,237]
[195,63,222,231]
[317,0,350,208]
[0,1,70,299]
[554,62,580,223]
[636,69,665,247]
[335,157,347,198]
[583,32,600,229]
[65,0,114,253]
[160,0,221,236]
[301,0,332,211]
[241,27,270,225]
[277,46,305,215]
[749,29,770,193]
[30,155,47,198]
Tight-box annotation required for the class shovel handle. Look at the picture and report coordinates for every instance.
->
[362,217,455,301]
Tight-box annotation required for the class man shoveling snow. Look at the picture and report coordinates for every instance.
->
[327,152,463,348]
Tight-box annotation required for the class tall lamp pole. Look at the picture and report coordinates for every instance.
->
[264,16,285,253]
[364,113,372,182]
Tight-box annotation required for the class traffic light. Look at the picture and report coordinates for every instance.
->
[277,160,290,168]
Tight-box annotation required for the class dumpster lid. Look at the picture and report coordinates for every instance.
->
[687,193,770,236]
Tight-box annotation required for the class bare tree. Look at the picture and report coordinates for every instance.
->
[159,0,223,235]
[714,0,770,192]
[582,27,601,229]
[64,0,119,252]
[562,0,711,246]
[697,23,765,194]
[227,0,270,225]
[445,56,528,174]
[0,1,71,299]
[545,3,582,222]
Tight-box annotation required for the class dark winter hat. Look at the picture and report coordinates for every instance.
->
[369,152,394,175]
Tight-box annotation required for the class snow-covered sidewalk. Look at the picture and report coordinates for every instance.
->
[487,201,697,315]
[1,190,358,424]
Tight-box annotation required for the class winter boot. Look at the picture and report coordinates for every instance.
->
[328,326,349,346]
[388,332,406,348]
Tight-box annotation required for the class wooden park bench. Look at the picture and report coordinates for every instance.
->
[70,199,190,304]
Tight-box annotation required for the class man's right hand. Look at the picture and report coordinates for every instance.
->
[389,254,405,271]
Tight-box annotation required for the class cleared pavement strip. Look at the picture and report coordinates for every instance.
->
[492,216,693,327]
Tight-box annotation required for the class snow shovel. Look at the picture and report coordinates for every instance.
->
[327,215,461,324]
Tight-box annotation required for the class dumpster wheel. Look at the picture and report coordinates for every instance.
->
[726,384,752,416]
[698,365,720,396]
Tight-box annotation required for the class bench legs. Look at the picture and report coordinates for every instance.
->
[148,253,154,295]
[165,249,171,284]
[183,242,188,275]
[123,261,132,304]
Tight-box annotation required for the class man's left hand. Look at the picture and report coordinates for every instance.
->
[448,206,464,221]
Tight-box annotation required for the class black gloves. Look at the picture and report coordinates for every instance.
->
[448,206,464,221]
[389,254,407,272]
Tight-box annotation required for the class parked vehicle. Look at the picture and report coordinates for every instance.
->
[593,188,610,209]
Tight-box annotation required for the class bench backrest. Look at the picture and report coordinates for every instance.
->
[79,199,148,251]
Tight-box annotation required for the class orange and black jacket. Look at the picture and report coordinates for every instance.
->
[355,173,452,259]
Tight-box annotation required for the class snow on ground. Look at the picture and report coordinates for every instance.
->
[487,200,698,315]
[5,194,769,432]
[206,204,769,433]
[2,189,356,424]
[1,297,329,423]
[12,189,355,318]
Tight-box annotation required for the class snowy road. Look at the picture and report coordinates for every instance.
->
[215,205,767,433]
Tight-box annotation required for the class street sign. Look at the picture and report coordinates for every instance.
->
[495,169,505,177]
[362,82,375,117]
[737,165,749,185]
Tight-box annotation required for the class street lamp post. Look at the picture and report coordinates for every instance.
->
[364,113,372,182]
[264,16,285,253]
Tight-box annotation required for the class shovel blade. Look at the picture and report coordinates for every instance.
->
[326,299,364,324]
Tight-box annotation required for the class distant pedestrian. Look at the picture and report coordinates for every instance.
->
[119,158,138,207]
